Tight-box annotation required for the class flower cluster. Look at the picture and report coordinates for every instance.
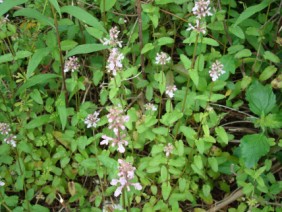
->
[0,122,16,147]
[144,103,157,111]
[64,56,80,73]
[187,0,212,34]
[0,0,3,3]
[106,48,124,76]
[100,106,129,153]
[84,111,100,128]
[164,143,174,157]
[101,26,122,48]
[110,159,142,197]
[192,0,212,19]
[165,85,177,98]
[209,60,225,81]
[155,52,171,65]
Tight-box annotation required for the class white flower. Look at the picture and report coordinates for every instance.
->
[165,85,177,98]
[155,52,171,65]
[4,134,16,147]
[164,143,174,157]
[106,48,124,76]
[187,19,206,34]
[0,123,11,135]
[101,26,122,48]
[0,180,5,186]
[64,56,80,73]
[144,103,157,111]
[0,0,3,3]
[209,60,225,81]
[192,0,213,19]
[84,112,100,128]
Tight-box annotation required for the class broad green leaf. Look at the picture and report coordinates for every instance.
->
[141,43,154,54]
[203,184,211,197]
[259,65,277,81]
[27,48,51,78]
[86,27,104,40]
[246,81,276,116]
[160,110,183,126]
[201,38,219,46]
[0,51,32,64]
[5,195,18,207]
[25,115,51,129]
[152,127,169,136]
[48,0,61,17]
[0,0,28,16]
[14,8,55,28]
[160,166,168,182]
[61,6,106,33]
[66,44,108,57]
[61,40,78,51]
[220,55,236,74]
[157,37,174,46]
[180,54,191,69]
[81,158,97,170]
[229,25,245,39]
[162,182,171,201]
[234,49,252,59]
[238,134,270,168]
[56,92,67,130]
[100,0,117,12]
[215,126,229,144]
[263,51,280,63]
[208,157,218,172]
[189,69,199,86]
[30,89,43,104]
[17,74,59,95]
[234,0,271,26]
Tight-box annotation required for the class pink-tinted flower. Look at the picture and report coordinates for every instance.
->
[192,0,213,19]
[155,52,171,65]
[106,48,124,76]
[164,143,174,157]
[187,19,206,34]
[110,160,142,197]
[0,123,10,135]
[4,134,16,147]
[100,135,128,153]
[101,26,123,48]
[84,112,100,128]
[107,107,129,135]
[209,60,225,81]
[165,85,177,98]
[64,56,80,73]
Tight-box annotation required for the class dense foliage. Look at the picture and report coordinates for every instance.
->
[0,0,281,211]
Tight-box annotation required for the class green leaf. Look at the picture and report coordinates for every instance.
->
[259,66,277,81]
[27,48,51,78]
[86,27,104,40]
[246,81,276,116]
[160,166,168,183]
[61,40,78,51]
[56,92,67,130]
[141,43,154,54]
[61,6,106,33]
[0,0,28,17]
[161,110,183,126]
[162,182,171,201]
[263,51,280,63]
[30,89,43,104]
[234,0,271,26]
[180,54,191,69]
[155,0,174,4]
[208,157,218,172]
[229,25,245,39]
[17,74,59,95]
[234,49,252,59]
[201,38,219,46]
[215,126,229,145]
[49,0,61,17]
[220,55,236,74]
[157,37,174,46]
[238,134,270,168]
[66,44,108,57]
[100,0,117,12]
[152,127,169,136]
[189,69,199,86]
[25,115,51,129]
[0,51,32,64]
[14,8,55,28]
[5,195,19,207]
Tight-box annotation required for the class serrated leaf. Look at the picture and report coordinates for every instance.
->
[61,6,106,33]
[246,81,276,116]
[215,126,229,144]
[66,44,108,57]
[180,54,191,69]
[239,134,270,168]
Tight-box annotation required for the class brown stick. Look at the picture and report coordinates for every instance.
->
[136,0,146,78]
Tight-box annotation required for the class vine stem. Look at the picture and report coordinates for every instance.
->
[50,4,68,105]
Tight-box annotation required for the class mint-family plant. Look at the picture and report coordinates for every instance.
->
[0,0,281,211]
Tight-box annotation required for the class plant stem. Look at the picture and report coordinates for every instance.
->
[136,0,145,78]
